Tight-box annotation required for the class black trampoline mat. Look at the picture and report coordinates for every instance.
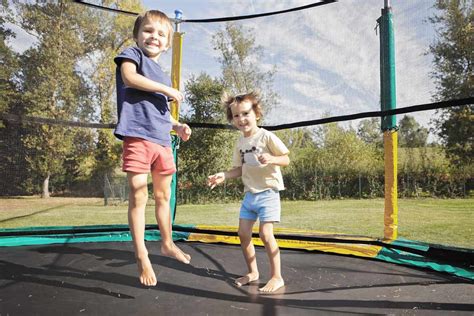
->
[1,241,473,315]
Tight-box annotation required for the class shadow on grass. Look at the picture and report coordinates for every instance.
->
[0,204,67,224]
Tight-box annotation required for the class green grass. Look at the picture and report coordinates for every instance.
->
[1,197,472,248]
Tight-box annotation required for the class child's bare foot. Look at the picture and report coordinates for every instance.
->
[259,277,285,293]
[234,272,259,287]
[161,243,191,264]
[136,257,157,286]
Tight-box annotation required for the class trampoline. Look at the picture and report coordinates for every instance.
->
[1,1,473,315]
[2,240,474,315]
[1,224,473,315]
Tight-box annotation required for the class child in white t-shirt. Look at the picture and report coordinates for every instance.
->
[207,92,290,293]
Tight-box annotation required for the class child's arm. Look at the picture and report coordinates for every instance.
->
[120,60,184,102]
[171,116,192,141]
[258,153,290,167]
[207,167,242,189]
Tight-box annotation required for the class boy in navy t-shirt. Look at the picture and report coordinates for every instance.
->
[114,10,191,286]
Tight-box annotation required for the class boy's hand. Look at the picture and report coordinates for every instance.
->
[174,123,191,141]
[166,87,184,103]
[207,172,225,189]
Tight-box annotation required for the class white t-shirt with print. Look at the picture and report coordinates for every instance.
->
[232,128,289,193]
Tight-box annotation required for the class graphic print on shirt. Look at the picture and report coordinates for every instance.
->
[240,146,262,166]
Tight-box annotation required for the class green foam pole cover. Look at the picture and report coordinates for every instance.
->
[379,8,397,130]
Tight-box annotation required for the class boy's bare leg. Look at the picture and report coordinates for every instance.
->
[258,222,284,292]
[128,172,157,286]
[152,172,190,264]
[235,219,259,286]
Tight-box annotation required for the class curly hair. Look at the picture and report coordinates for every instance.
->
[222,91,263,122]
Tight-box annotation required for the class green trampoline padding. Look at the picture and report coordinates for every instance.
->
[0,225,472,281]
[0,224,191,247]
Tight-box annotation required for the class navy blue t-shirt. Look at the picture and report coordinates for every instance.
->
[114,46,172,147]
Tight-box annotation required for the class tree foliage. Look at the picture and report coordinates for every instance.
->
[181,73,234,176]
[180,22,279,199]
[86,0,143,181]
[9,1,98,197]
[0,1,469,200]
[0,2,18,116]
[357,118,383,148]
[398,115,429,148]
[429,0,473,165]
[212,22,277,119]
[317,124,382,175]
[0,1,144,197]
[0,2,26,195]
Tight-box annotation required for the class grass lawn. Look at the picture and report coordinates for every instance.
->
[1,197,472,248]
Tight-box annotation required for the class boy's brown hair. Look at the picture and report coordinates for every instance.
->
[133,10,173,49]
[222,91,263,122]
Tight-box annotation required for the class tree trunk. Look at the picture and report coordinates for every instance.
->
[42,173,50,198]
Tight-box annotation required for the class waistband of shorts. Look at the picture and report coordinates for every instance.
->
[245,189,279,196]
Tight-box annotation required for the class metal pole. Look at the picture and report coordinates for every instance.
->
[170,9,184,121]
[174,9,182,32]
[170,9,184,222]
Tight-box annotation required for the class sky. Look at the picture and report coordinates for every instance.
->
[140,0,439,129]
[7,0,441,132]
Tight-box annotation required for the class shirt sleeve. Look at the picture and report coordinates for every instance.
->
[266,131,290,156]
[114,47,141,68]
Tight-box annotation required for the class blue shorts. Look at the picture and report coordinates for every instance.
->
[240,190,281,223]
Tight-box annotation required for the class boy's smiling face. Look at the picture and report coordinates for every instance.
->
[134,18,171,61]
[231,100,260,137]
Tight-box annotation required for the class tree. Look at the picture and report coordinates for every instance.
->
[0,2,18,116]
[398,115,429,148]
[0,2,28,195]
[270,119,380,199]
[10,1,100,197]
[181,73,233,176]
[212,22,277,119]
[357,118,383,147]
[429,0,473,165]
[86,0,143,185]
[276,128,319,177]
[318,123,381,175]
[178,23,280,201]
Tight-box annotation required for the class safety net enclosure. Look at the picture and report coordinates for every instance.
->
[1,0,473,314]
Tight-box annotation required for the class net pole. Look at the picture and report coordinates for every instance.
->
[171,10,184,121]
[170,10,184,222]
[378,2,398,240]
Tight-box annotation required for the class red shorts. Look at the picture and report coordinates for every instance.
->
[122,137,176,175]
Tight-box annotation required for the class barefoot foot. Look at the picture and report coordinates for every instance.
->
[259,277,285,293]
[161,243,191,264]
[234,272,259,287]
[136,257,157,286]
